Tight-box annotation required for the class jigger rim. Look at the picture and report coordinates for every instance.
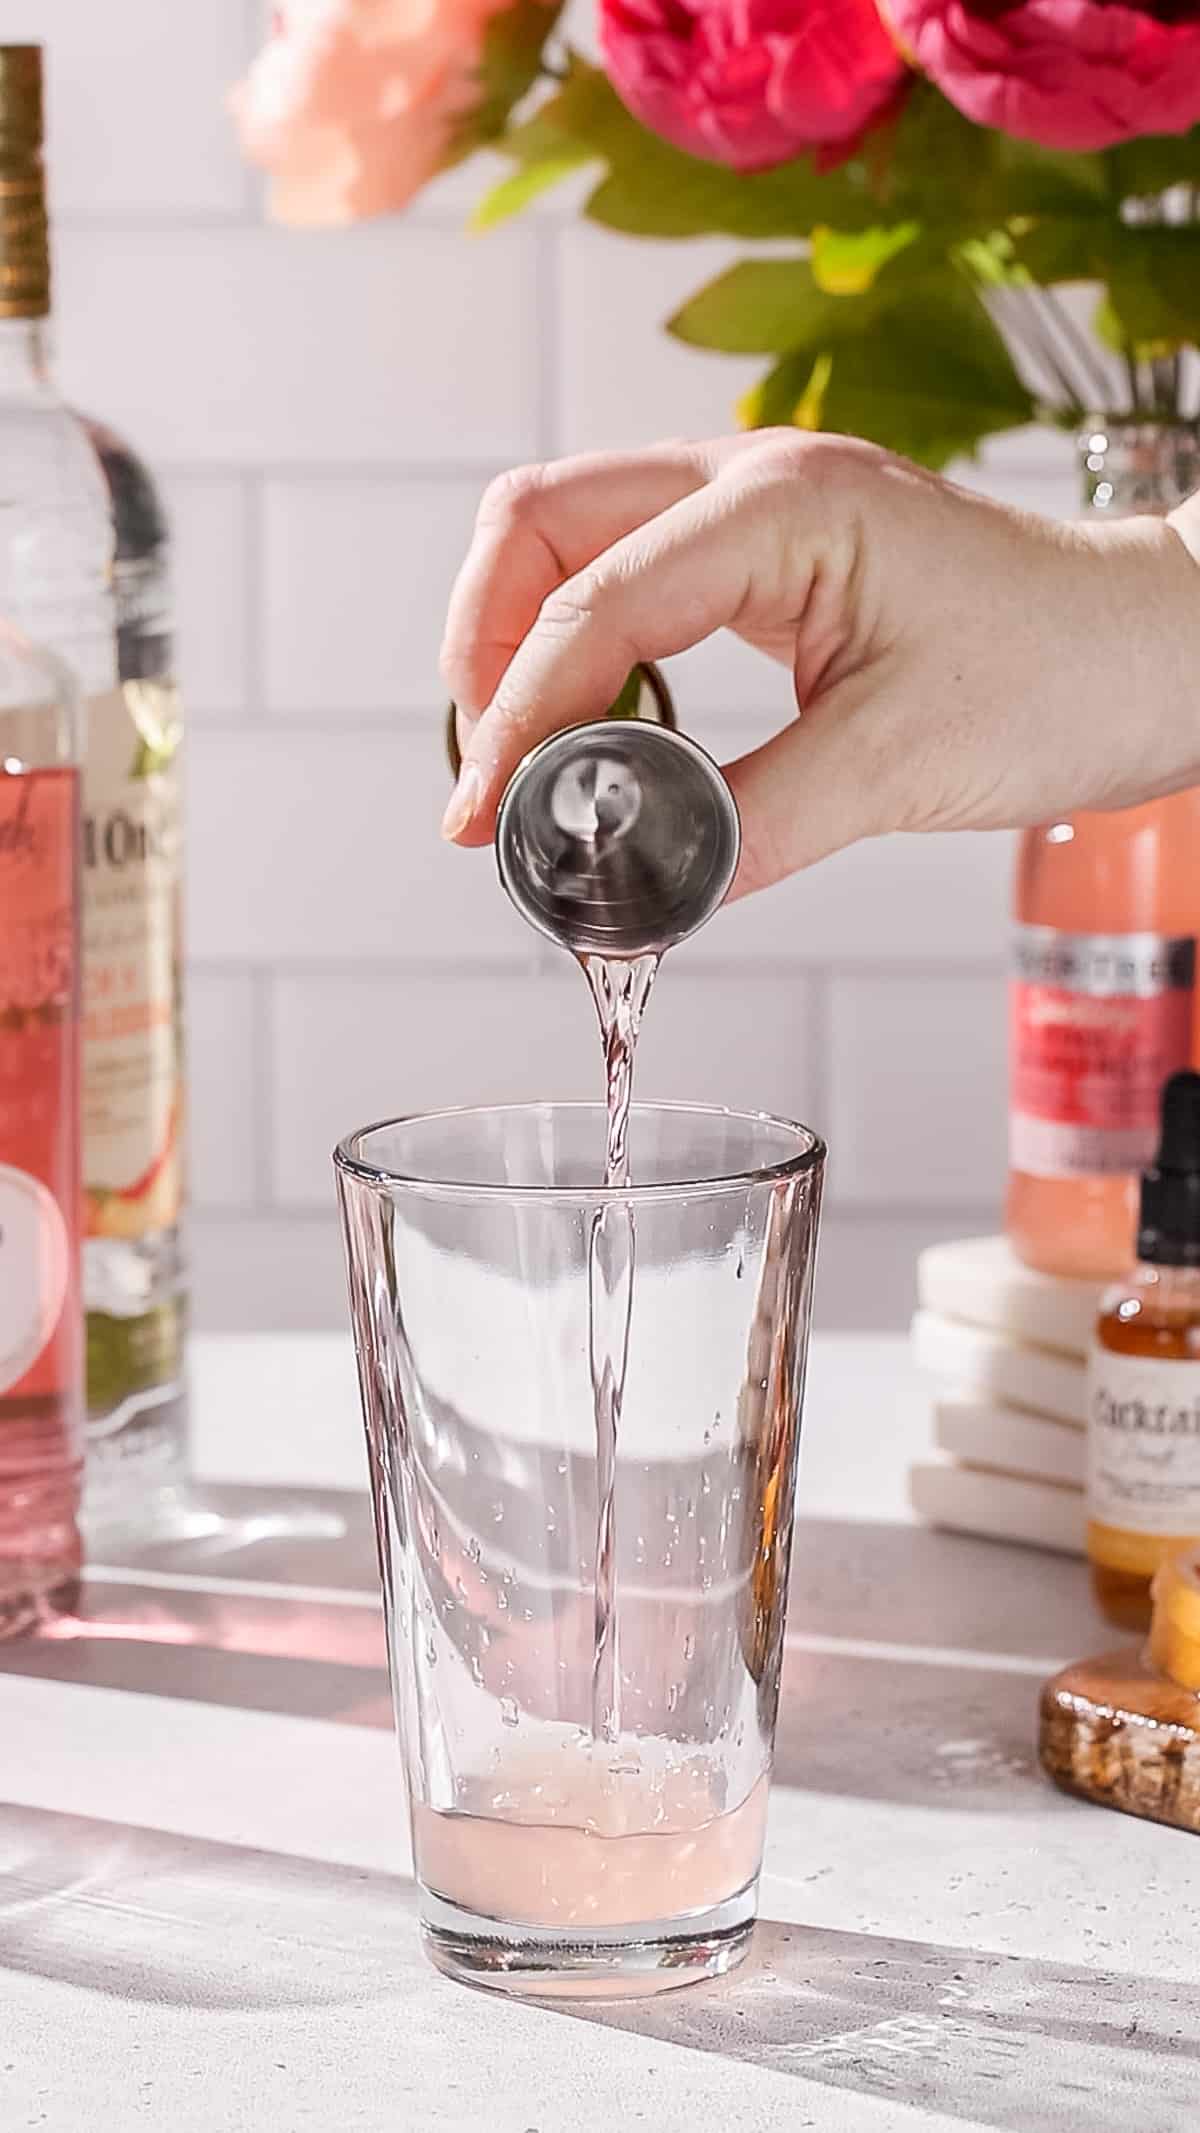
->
[334,1099,825,1205]
[494,720,742,958]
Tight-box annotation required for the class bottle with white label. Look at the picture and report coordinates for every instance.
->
[0,46,188,1535]
[1006,427,1200,1283]
[0,623,84,1634]
[1087,1071,1200,1631]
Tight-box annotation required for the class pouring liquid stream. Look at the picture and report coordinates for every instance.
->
[580,950,658,1744]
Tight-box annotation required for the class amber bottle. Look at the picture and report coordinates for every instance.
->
[1087,1073,1200,1629]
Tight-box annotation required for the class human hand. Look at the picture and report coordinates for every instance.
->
[440,432,1200,896]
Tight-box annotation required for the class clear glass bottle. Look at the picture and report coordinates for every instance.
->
[0,47,188,1535]
[1088,1072,1200,1631]
[0,624,84,1634]
[1006,424,1200,1281]
[79,415,188,1533]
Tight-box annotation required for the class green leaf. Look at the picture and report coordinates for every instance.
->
[1106,227,1200,348]
[739,275,1034,469]
[451,0,563,159]
[737,351,828,432]
[608,668,643,720]
[1009,219,1200,348]
[810,222,920,294]
[508,57,881,239]
[817,327,1033,468]
[882,83,1108,228]
[669,259,851,354]
[1103,129,1200,202]
[471,151,588,230]
[668,238,948,356]
[586,148,874,241]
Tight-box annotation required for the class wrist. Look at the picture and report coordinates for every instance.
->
[1080,511,1200,807]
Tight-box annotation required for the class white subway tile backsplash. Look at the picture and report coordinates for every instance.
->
[186,730,535,965]
[262,476,485,714]
[189,1205,972,1335]
[814,1209,997,1331]
[31,5,1076,1341]
[694,817,1013,972]
[190,1215,347,1332]
[828,973,1007,1209]
[159,474,250,717]
[55,226,541,468]
[950,428,1079,519]
[269,972,601,1206]
[187,970,257,1210]
[559,228,761,454]
[269,969,821,1207]
[13,0,250,222]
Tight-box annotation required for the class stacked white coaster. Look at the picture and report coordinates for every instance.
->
[908,1235,1105,1555]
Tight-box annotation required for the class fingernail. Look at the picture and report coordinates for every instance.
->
[441,761,482,841]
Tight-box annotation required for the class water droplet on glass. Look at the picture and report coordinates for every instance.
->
[683,1633,695,1661]
[467,1537,481,1564]
[492,1502,504,1523]
[731,1486,741,1504]
[502,1565,515,1586]
[455,1577,468,1601]
[701,1472,712,1497]
[470,1656,484,1686]
[497,1589,509,1612]
[556,1457,568,1476]
[428,1523,440,1555]
[667,1683,680,1713]
[736,1255,744,1279]
[702,1428,712,1448]
[522,1608,533,1622]
[703,1703,715,1731]
[480,1626,492,1649]
[425,1637,437,1667]
[500,1696,520,1727]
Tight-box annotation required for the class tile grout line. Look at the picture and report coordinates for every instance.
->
[804,966,831,1139]
[240,470,266,722]
[248,967,277,1215]
[533,224,564,463]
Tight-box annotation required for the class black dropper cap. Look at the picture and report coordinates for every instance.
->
[1138,1072,1200,1267]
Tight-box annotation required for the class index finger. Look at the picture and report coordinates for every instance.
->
[440,443,719,725]
[448,450,829,846]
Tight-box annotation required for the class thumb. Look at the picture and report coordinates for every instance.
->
[723,677,893,897]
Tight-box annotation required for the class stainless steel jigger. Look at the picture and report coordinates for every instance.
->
[496,721,741,958]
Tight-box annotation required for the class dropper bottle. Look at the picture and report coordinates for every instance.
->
[1087,1072,1200,1630]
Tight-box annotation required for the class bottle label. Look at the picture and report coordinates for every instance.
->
[81,682,184,1241]
[1010,926,1195,1178]
[1087,1344,1200,1533]
[0,1163,71,1396]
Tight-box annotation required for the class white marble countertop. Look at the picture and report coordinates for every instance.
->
[3,1333,1197,2133]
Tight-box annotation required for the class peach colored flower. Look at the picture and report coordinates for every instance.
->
[232,0,517,224]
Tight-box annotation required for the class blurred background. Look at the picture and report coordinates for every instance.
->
[8,0,1081,1332]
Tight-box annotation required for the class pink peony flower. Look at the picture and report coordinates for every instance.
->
[232,0,522,224]
[883,0,1200,152]
[598,0,909,173]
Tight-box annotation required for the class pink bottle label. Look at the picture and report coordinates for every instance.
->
[1010,926,1195,1178]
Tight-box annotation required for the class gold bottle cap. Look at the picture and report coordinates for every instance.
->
[445,661,676,778]
[0,45,48,320]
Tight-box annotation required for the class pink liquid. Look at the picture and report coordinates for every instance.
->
[413,1744,768,1930]
[1007,796,1200,1280]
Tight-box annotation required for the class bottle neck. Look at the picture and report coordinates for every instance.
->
[0,315,50,395]
[1130,1261,1200,1316]
[1078,422,1200,519]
